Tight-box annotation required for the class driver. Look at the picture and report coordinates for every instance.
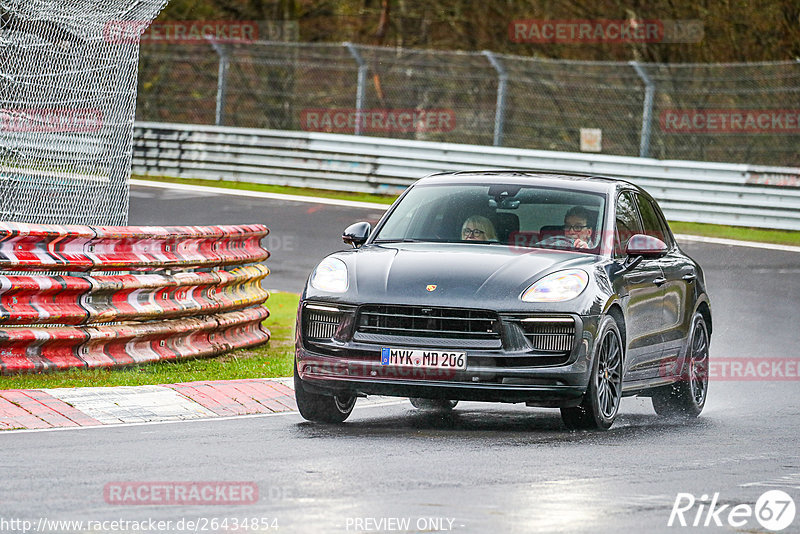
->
[563,206,593,249]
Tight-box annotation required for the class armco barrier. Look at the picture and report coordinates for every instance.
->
[0,223,271,374]
[132,122,800,231]
[0,265,269,325]
[0,222,269,271]
[0,307,270,373]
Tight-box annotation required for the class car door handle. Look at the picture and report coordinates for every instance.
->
[681,274,696,282]
[653,277,667,286]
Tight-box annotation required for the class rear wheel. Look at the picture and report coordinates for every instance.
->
[561,315,623,430]
[294,361,356,423]
[652,313,709,418]
[409,398,458,411]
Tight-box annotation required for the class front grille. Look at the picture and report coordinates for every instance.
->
[356,305,500,341]
[304,305,344,340]
[306,311,339,338]
[519,317,575,353]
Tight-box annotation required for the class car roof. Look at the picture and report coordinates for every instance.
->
[417,170,640,194]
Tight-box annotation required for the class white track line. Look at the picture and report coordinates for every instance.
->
[132,180,800,253]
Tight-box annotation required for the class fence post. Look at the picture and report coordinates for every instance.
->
[209,41,229,126]
[344,42,367,136]
[482,50,507,147]
[629,61,655,158]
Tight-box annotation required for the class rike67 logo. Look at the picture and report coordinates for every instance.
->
[669,490,796,531]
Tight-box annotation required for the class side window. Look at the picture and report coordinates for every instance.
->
[636,194,674,247]
[615,191,644,256]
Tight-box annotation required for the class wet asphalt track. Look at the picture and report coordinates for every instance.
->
[0,184,798,533]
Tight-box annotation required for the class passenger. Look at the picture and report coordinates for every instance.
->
[563,206,593,249]
[461,215,497,242]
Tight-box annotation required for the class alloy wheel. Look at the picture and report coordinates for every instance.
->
[596,328,623,420]
[688,318,709,406]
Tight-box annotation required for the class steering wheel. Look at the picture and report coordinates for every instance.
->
[538,234,575,249]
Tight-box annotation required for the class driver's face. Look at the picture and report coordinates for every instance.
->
[564,216,592,242]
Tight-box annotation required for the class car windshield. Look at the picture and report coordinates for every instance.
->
[373,183,606,253]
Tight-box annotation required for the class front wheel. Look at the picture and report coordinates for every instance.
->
[294,361,356,423]
[409,398,458,411]
[652,312,709,418]
[561,315,624,430]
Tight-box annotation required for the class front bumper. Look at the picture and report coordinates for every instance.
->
[296,310,601,407]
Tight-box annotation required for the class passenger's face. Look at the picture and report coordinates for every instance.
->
[462,224,487,241]
[564,216,591,242]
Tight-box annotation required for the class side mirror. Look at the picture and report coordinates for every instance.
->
[343,222,371,248]
[626,234,668,257]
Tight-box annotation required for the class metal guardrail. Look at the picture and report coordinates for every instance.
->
[0,222,271,374]
[132,122,800,231]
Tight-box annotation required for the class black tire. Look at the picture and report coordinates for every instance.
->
[409,398,458,410]
[652,312,709,418]
[561,315,624,430]
[294,361,356,423]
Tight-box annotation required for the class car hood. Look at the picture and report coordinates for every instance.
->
[315,243,602,311]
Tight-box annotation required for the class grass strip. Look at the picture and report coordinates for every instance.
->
[134,175,397,205]
[669,221,800,247]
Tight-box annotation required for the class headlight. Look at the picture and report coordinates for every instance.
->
[310,257,348,293]
[521,269,588,302]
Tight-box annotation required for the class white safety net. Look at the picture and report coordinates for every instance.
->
[0,0,167,225]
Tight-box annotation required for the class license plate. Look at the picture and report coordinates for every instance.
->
[380,348,466,370]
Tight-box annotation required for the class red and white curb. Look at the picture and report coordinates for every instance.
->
[0,378,396,431]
